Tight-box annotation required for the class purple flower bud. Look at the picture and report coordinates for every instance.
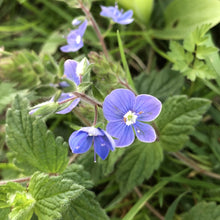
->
[100,4,134,25]
[103,89,162,147]
[69,127,115,161]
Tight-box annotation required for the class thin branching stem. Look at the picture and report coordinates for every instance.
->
[79,0,109,59]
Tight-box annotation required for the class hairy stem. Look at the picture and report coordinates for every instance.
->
[93,105,98,126]
[73,91,102,107]
[79,0,109,59]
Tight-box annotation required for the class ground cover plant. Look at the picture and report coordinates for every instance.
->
[0,0,220,219]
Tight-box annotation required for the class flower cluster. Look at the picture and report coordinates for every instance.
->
[31,4,162,161]
[60,4,133,53]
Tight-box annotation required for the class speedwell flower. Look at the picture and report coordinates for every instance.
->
[60,20,87,53]
[69,127,115,160]
[103,89,162,147]
[100,4,134,25]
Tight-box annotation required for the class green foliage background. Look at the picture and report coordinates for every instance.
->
[0,0,220,219]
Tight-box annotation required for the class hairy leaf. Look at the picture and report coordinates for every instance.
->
[6,96,68,174]
[182,202,220,220]
[0,182,25,208]
[134,66,184,101]
[61,164,93,189]
[156,95,211,151]
[9,192,35,220]
[29,172,85,220]
[0,82,26,114]
[115,141,163,194]
[62,190,109,220]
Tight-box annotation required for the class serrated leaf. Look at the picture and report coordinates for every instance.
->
[6,96,68,174]
[115,141,163,194]
[196,45,219,60]
[0,82,27,114]
[0,182,25,208]
[134,66,184,101]
[29,172,85,220]
[9,192,35,220]
[76,148,127,183]
[62,190,109,220]
[155,95,211,151]
[151,0,220,39]
[61,164,93,189]
[181,202,220,220]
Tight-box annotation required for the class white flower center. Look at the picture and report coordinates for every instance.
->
[88,127,99,136]
[123,111,137,126]
[76,35,81,44]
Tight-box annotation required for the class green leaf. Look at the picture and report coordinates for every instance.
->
[155,95,211,151]
[0,182,25,208]
[164,191,188,220]
[116,30,136,92]
[40,30,65,55]
[0,82,27,114]
[151,0,220,39]
[122,180,168,220]
[134,66,184,101]
[6,96,68,174]
[115,141,163,194]
[76,148,126,184]
[62,190,109,220]
[181,202,220,220]
[29,172,85,220]
[0,208,10,220]
[61,164,93,189]
[9,192,35,220]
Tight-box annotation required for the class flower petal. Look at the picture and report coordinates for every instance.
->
[103,89,136,121]
[94,135,111,160]
[135,95,162,122]
[99,129,116,151]
[69,131,93,154]
[133,121,157,143]
[77,20,87,36]
[106,121,134,147]
[56,93,80,114]
[117,10,134,24]
[100,6,116,18]
[64,59,80,85]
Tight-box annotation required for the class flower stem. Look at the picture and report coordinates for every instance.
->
[78,0,109,59]
[73,91,102,107]
[93,105,98,126]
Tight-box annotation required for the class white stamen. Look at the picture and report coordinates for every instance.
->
[123,110,137,126]
[137,130,140,133]
[76,35,81,44]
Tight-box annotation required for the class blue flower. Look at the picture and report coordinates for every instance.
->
[60,20,87,53]
[69,127,115,160]
[103,89,162,147]
[100,4,134,25]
